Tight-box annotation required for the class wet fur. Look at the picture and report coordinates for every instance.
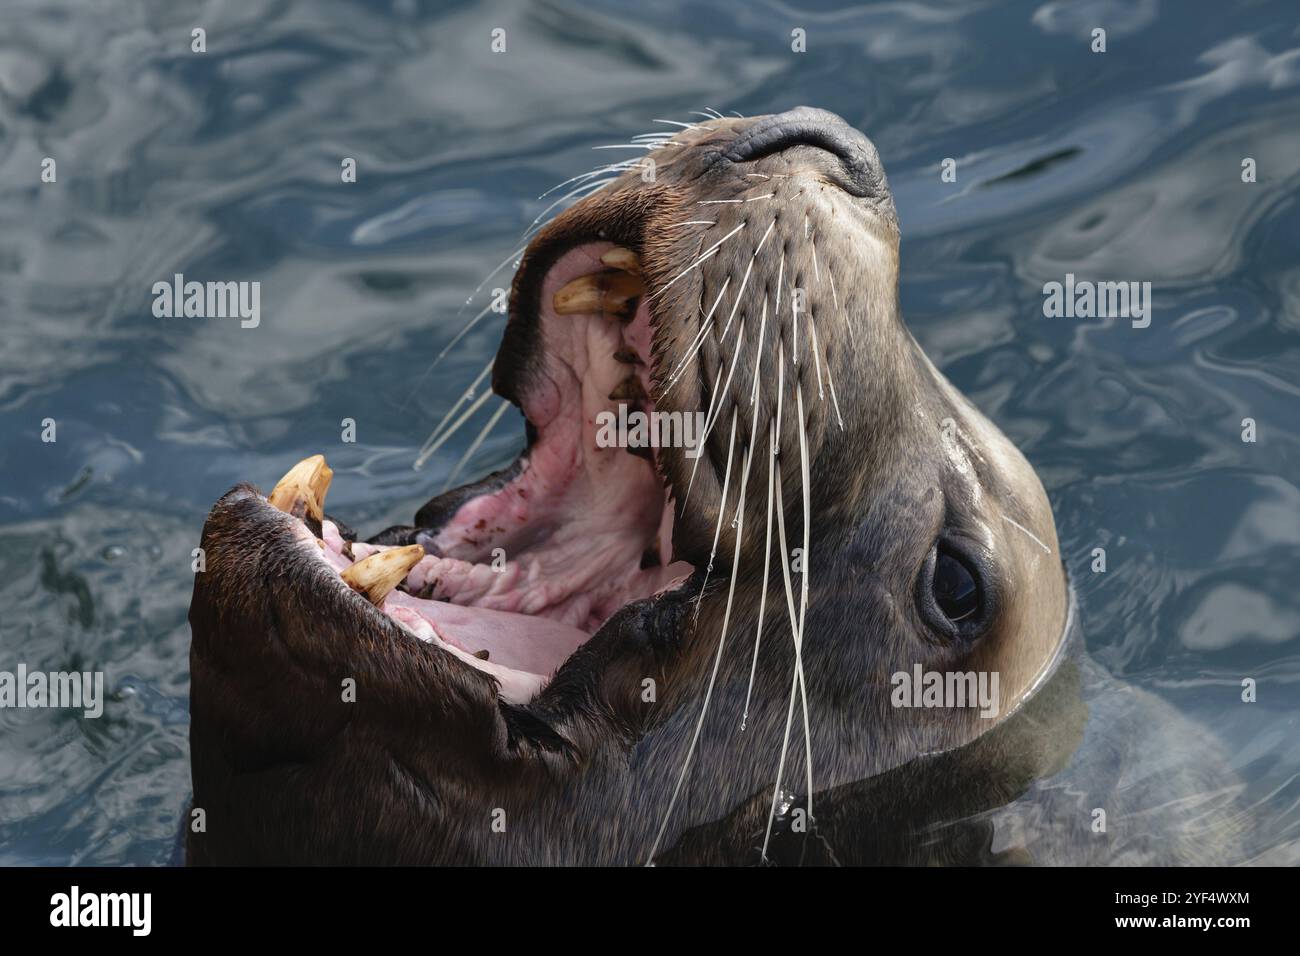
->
[187,112,1244,865]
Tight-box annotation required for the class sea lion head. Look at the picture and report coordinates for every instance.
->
[188,107,1070,864]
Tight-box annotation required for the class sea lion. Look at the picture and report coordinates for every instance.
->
[186,108,1243,865]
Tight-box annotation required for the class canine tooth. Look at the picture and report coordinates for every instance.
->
[268,455,333,522]
[341,544,425,606]
[613,347,643,365]
[600,247,641,275]
[553,271,642,316]
[609,377,647,401]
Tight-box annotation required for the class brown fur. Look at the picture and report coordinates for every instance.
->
[188,111,1242,865]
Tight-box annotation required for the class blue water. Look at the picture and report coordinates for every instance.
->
[1,0,1297,864]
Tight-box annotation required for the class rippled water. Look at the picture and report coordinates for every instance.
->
[1,0,1297,865]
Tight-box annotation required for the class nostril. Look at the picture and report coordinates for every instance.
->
[722,106,885,199]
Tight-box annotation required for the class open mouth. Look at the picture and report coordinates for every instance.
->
[268,241,695,703]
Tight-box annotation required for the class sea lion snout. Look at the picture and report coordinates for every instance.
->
[723,106,893,209]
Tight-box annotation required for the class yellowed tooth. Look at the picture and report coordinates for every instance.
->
[268,454,333,522]
[600,247,641,275]
[553,271,643,316]
[341,544,425,606]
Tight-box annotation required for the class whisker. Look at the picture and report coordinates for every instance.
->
[683,347,730,502]
[794,383,815,816]
[741,326,773,731]
[647,222,745,301]
[721,219,775,339]
[774,341,785,455]
[791,279,801,366]
[414,358,495,469]
[652,118,714,132]
[526,177,620,237]
[763,449,810,861]
[646,416,743,865]
[774,249,785,319]
[749,297,768,407]
[439,398,512,492]
[413,386,494,467]
[807,311,826,401]
[401,301,499,417]
[454,244,526,317]
[1002,513,1053,554]
[537,161,637,200]
[661,276,732,395]
[686,320,746,499]
[745,193,776,202]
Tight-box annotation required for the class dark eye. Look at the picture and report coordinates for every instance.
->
[916,540,993,640]
[932,550,979,622]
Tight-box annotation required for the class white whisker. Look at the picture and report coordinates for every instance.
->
[647,418,741,866]
[763,452,809,860]
[537,161,636,200]
[413,386,494,467]
[720,219,775,340]
[648,222,745,301]
[526,178,619,236]
[401,299,498,418]
[760,382,816,859]
[741,340,773,731]
[686,319,746,498]
[791,280,801,366]
[774,249,785,317]
[749,297,768,407]
[683,345,730,502]
[414,358,494,469]
[455,244,526,317]
[1002,514,1052,554]
[807,309,826,401]
[439,399,512,492]
[795,383,814,816]
[652,118,714,132]
[661,276,731,394]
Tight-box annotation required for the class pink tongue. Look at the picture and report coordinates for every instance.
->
[382,591,590,676]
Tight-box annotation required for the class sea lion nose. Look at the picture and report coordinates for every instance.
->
[722,106,886,199]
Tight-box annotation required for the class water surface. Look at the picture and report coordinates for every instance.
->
[0,0,1297,864]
